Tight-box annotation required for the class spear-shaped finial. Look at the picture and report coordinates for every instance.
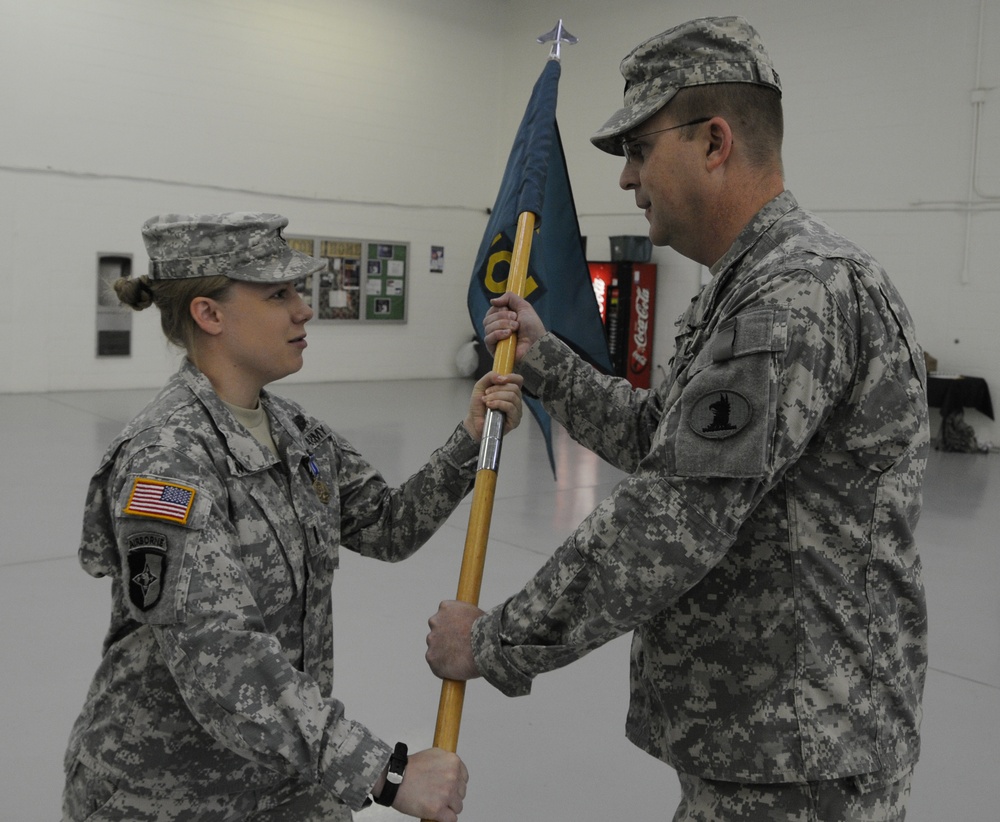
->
[537,19,578,61]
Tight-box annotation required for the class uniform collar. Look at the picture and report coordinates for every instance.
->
[685,190,799,332]
[709,190,799,280]
[176,360,331,474]
[177,359,281,473]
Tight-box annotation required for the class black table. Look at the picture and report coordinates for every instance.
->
[926,375,994,420]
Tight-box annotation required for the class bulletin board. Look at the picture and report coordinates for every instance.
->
[286,235,408,322]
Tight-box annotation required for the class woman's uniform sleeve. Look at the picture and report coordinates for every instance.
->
[335,422,479,561]
[108,443,390,809]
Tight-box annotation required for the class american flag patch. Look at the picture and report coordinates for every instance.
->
[124,478,197,525]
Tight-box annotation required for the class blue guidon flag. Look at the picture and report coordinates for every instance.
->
[468,59,612,476]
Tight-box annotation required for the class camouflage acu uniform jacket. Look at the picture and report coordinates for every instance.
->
[472,191,929,784]
[65,360,478,809]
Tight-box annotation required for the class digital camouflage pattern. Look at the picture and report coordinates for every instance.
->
[62,761,353,822]
[64,360,479,813]
[673,770,912,822]
[591,16,782,155]
[142,212,327,283]
[471,191,929,784]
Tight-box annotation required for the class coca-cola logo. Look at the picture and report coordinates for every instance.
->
[630,286,650,371]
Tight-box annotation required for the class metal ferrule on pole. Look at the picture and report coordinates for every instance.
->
[477,408,505,472]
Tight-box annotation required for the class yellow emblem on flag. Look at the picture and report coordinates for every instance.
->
[482,231,541,299]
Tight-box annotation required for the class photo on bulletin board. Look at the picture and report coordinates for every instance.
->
[286,235,407,323]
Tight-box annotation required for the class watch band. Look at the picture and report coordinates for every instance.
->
[374,741,408,807]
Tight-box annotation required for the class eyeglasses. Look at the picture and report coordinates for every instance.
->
[621,117,713,163]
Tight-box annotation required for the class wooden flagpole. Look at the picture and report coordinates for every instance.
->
[420,26,574,821]
[427,210,536,765]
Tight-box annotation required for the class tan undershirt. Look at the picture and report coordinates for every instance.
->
[223,399,279,458]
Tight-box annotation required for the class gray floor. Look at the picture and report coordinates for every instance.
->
[1,377,997,821]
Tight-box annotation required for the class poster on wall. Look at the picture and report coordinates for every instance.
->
[430,245,444,272]
[286,235,408,323]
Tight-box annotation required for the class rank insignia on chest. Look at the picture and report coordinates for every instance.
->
[124,477,197,525]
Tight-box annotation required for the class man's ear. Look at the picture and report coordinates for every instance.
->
[190,296,224,336]
[705,117,734,171]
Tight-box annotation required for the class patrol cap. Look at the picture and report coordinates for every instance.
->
[141,212,326,283]
[591,16,781,155]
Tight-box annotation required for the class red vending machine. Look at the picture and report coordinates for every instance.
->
[588,261,657,389]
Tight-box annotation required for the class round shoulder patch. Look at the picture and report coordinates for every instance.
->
[689,390,752,439]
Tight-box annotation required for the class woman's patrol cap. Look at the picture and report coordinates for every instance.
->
[591,16,781,155]
[141,212,326,282]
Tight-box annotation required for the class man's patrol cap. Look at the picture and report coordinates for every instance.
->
[141,212,326,283]
[591,16,782,155]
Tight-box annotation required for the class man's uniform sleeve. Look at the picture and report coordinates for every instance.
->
[472,271,855,697]
[516,333,667,474]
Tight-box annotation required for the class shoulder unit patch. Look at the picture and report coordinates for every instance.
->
[127,532,168,611]
[689,390,752,439]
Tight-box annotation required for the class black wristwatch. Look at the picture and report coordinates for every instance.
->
[374,742,408,807]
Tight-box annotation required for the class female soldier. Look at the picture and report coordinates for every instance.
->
[62,212,522,822]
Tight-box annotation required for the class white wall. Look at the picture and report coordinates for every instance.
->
[0,0,510,391]
[2,0,998,442]
[501,0,1000,445]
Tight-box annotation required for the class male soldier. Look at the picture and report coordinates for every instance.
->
[426,16,929,821]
